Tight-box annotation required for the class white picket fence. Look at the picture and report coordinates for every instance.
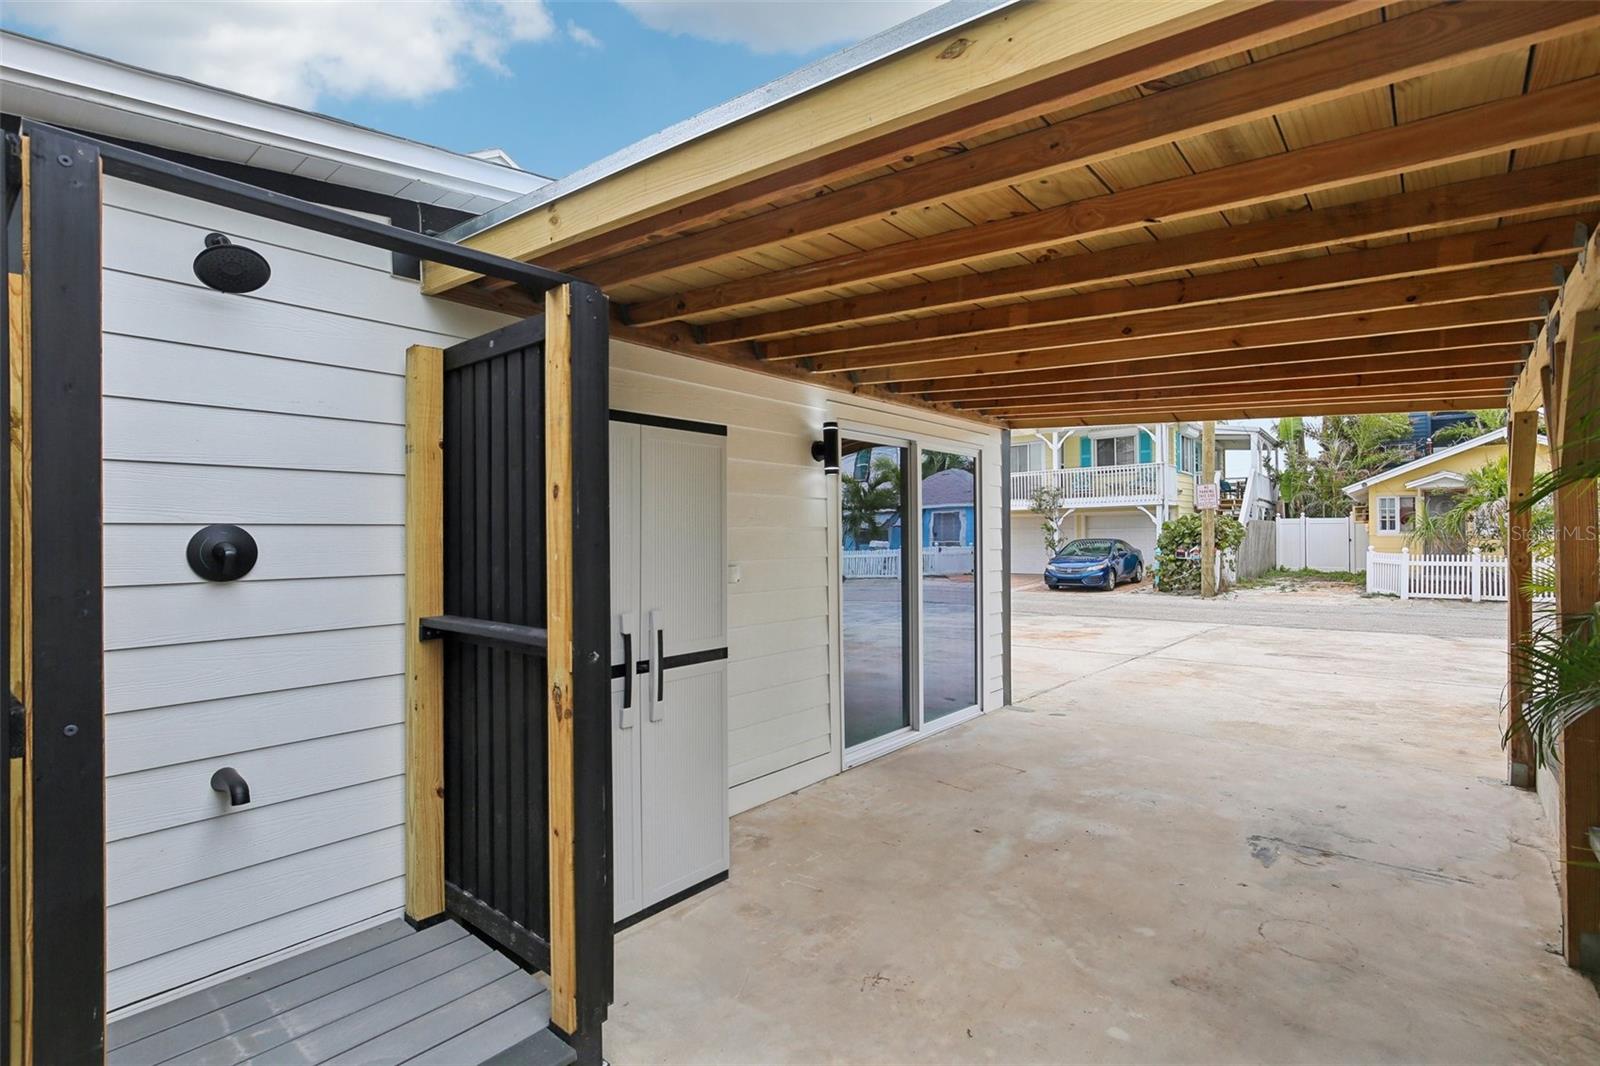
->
[843,546,975,579]
[1365,547,1549,602]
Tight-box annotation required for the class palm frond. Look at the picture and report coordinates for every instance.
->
[1506,605,1600,769]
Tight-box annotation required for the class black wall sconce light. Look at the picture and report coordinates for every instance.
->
[810,420,840,474]
[193,232,272,293]
[187,524,259,581]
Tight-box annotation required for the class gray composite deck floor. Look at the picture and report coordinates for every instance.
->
[106,918,575,1066]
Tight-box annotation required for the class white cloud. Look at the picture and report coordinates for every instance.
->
[566,20,602,48]
[618,0,943,54]
[4,0,557,107]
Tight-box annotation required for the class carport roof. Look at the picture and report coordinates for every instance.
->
[424,1,1600,430]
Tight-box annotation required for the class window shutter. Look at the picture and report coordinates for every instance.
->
[1079,437,1092,467]
[1138,430,1152,464]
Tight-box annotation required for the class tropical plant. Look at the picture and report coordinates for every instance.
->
[1153,512,1245,593]
[1278,413,1414,517]
[841,455,901,548]
[1430,408,1508,447]
[1502,409,1599,776]
[1029,485,1070,559]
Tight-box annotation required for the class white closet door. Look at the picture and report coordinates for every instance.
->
[608,420,644,919]
[638,425,728,906]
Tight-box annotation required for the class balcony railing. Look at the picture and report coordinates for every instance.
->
[1010,462,1166,508]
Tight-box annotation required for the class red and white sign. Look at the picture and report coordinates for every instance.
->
[1196,483,1220,510]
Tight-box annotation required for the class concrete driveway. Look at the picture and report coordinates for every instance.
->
[605,589,1600,1064]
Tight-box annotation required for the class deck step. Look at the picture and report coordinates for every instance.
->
[107,918,567,1066]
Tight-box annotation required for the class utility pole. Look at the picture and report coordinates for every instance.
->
[1200,420,1216,598]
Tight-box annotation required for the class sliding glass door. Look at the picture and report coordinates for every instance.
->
[840,434,981,760]
[921,450,978,722]
[840,436,911,748]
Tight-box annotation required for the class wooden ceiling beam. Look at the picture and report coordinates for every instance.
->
[771,229,1581,361]
[964,369,1519,414]
[1004,396,1509,429]
[922,345,1526,405]
[569,1,1598,289]
[993,383,1511,418]
[899,327,1532,395]
[697,159,1600,344]
[803,261,1558,372]
[626,77,1600,324]
[844,294,1547,385]
[431,0,1376,294]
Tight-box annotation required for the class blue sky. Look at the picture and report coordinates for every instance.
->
[2,0,942,178]
[347,2,843,177]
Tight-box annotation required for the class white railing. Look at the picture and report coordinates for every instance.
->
[1010,462,1164,507]
[842,546,976,579]
[1365,547,1554,602]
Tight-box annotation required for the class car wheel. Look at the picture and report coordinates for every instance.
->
[1132,563,1144,583]
[1103,567,1117,590]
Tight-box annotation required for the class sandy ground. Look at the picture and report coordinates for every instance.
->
[604,591,1597,1064]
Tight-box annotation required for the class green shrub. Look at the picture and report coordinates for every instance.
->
[1155,512,1244,593]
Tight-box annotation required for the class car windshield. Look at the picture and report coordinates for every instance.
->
[1055,540,1116,558]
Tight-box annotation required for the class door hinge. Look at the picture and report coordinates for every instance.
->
[7,694,24,759]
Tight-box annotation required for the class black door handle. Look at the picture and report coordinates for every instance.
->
[621,631,633,709]
[655,627,665,704]
[210,766,251,806]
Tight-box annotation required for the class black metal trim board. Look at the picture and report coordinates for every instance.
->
[25,123,107,1064]
[564,282,616,1064]
[613,870,729,932]
[608,409,728,437]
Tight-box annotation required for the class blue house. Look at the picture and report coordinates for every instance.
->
[877,468,977,550]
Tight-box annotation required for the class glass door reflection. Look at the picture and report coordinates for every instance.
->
[840,437,910,748]
[920,450,978,721]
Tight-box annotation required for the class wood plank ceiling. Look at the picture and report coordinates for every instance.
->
[432,0,1600,429]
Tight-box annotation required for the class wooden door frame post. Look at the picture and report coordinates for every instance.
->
[404,345,446,923]
[1505,405,1538,788]
[544,281,613,1062]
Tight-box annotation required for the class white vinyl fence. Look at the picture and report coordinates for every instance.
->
[1277,515,1367,572]
[1365,547,1551,602]
[843,546,975,579]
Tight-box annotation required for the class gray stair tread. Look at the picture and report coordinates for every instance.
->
[107,919,564,1066]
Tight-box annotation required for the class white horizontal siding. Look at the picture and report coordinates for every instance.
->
[609,339,1004,805]
[101,175,511,1011]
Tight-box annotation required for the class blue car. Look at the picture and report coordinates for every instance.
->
[1044,538,1145,591]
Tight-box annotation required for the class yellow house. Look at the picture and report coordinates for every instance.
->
[1342,428,1550,553]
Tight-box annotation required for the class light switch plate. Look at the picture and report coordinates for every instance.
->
[728,563,742,584]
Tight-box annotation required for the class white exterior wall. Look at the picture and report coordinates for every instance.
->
[96,178,1007,1010]
[100,177,512,1011]
[608,342,1006,814]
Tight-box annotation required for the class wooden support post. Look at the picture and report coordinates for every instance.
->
[544,281,612,1063]
[404,345,445,922]
[1201,420,1217,597]
[1506,407,1538,788]
[1554,307,1600,970]
[544,284,578,1036]
[5,135,31,1066]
